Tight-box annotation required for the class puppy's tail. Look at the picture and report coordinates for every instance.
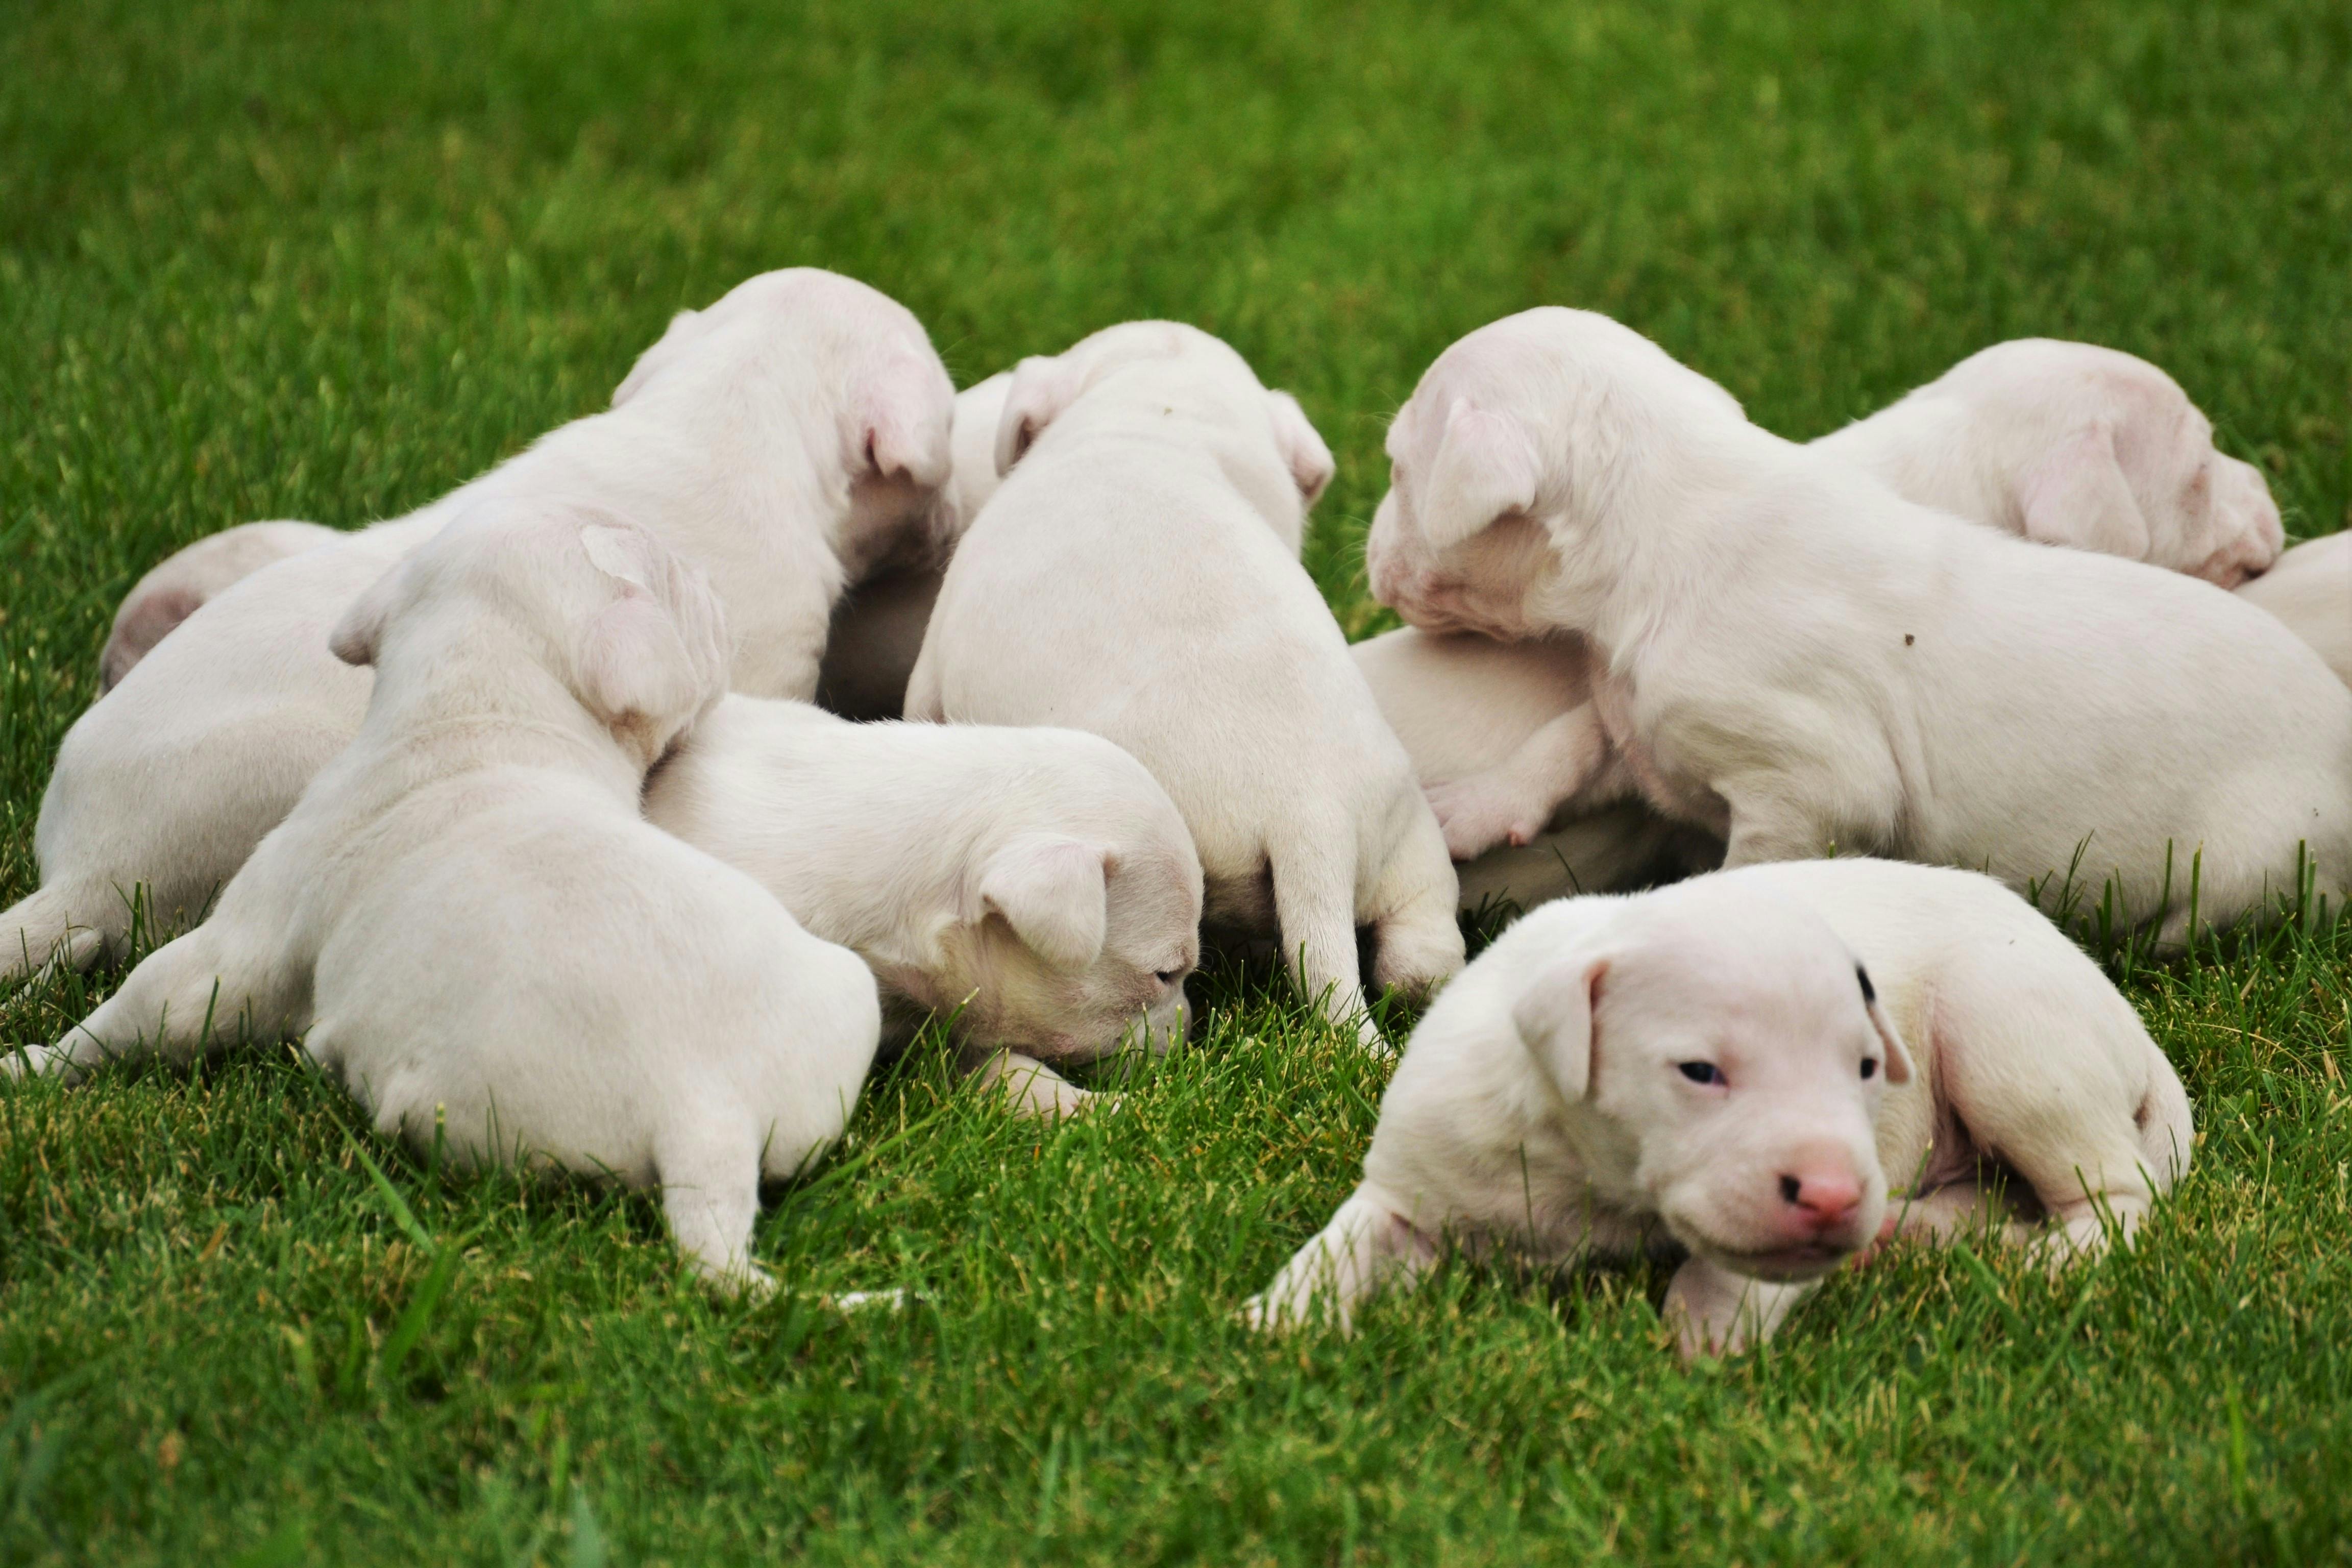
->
[1265,823,1379,1051]
[2136,1051,2196,1192]
[0,882,112,991]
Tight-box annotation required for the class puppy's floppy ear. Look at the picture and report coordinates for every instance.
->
[327,561,408,668]
[611,308,714,408]
[994,354,1084,477]
[2019,420,2151,560]
[852,359,955,489]
[1265,390,1336,508]
[1422,399,1542,552]
[1512,950,1609,1101]
[974,834,1110,970]
[1857,969,1915,1086]
[574,523,717,730]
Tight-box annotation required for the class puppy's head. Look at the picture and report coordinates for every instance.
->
[609,268,958,579]
[1934,340,2285,586]
[1512,878,1907,1282]
[919,734,1205,1065]
[991,321,1334,549]
[330,500,731,770]
[1366,309,1749,638]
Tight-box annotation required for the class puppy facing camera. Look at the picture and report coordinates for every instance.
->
[1246,857,2192,1358]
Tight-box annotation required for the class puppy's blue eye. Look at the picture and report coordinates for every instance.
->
[1677,1062,1722,1086]
[1860,1058,1878,1080]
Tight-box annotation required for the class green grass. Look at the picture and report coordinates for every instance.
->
[4,0,2351,1561]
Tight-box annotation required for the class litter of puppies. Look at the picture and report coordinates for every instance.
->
[9,269,2345,1354]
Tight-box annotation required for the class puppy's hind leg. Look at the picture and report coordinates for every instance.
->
[1266,826,1379,1050]
[13,924,302,1083]
[1243,1187,1437,1334]
[1366,802,1467,1004]
[657,1129,773,1295]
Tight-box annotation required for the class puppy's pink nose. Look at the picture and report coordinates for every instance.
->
[1777,1169,1862,1230]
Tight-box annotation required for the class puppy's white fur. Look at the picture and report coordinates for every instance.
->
[100,521,341,690]
[907,323,1463,1045]
[644,695,1202,1116]
[815,373,1011,721]
[1246,858,2192,1357]
[5,269,954,986]
[2237,533,2351,690]
[9,503,881,1288]
[1359,337,2289,904]
[1362,309,2352,938]
[1350,627,1714,909]
[1813,338,2285,586]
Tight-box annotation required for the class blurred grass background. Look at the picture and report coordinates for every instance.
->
[3,1,2349,1563]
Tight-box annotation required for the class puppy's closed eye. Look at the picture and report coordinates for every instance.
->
[1676,1061,1723,1086]
[1856,965,1875,1004]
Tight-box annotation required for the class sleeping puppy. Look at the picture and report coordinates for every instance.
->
[8,502,881,1289]
[815,373,1011,721]
[4,268,954,987]
[1245,859,2193,1358]
[906,322,1464,1047]
[644,695,1202,1117]
[99,521,340,690]
[1362,336,2286,893]
[1362,308,2352,940]
[1812,338,2284,586]
[2237,533,2351,689]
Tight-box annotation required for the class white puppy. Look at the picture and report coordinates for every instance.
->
[1363,308,2352,939]
[99,520,341,690]
[1813,338,2285,586]
[1361,337,2287,896]
[1247,859,2192,1357]
[9,502,881,1288]
[4,268,954,986]
[907,323,1464,1045]
[644,695,1202,1117]
[815,373,1012,720]
[1350,627,1714,908]
[2237,533,2351,689]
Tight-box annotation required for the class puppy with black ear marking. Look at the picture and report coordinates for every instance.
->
[5,268,954,989]
[8,501,880,1290]
[906,322,1464,1048]
[1245,857,2192,1358]
[1362,308,2352,940]
[645,694,1203,1118]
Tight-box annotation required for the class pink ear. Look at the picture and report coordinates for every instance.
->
[327,562,407,667]
[975,835,1110,970]
[2018,421,2151,560]
[855,360,955,488]
[1512,951,1608,1101]
[1422,400,1542,552]
[993,354,1084,476]
[1267,390,1336,507]
[578,593,706,730]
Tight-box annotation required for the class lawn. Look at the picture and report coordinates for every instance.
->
[4,0,2351,1562]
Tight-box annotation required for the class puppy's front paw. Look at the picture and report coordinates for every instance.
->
[2,1044,69,1083]
[1425,774,1548,861]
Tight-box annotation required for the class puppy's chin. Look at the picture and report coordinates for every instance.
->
[1664,1213,1863,1284]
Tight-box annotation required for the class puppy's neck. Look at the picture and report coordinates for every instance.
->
[364,625,642,799]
